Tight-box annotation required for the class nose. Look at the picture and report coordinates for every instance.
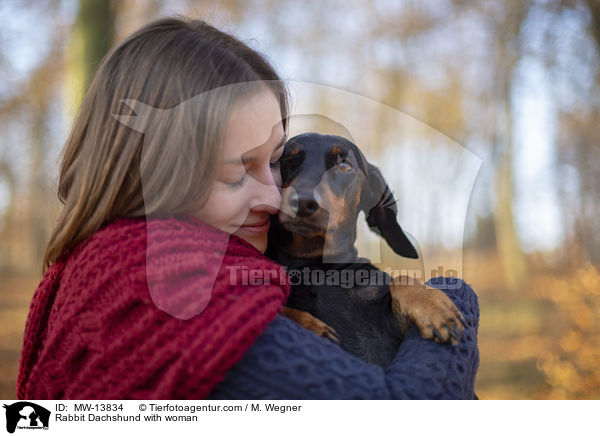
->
[293,192,319,218]
[259,181,281,211]
[251,167,281,211]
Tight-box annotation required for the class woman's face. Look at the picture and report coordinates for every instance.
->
[193,89,285,253]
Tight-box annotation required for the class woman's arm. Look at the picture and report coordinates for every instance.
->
[206,277,479,399]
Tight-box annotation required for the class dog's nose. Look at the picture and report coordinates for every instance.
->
[296,194,319,217]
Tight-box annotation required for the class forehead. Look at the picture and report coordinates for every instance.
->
[222,90,284,159]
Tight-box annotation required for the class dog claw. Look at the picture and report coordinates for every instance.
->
[392,281,465,345]
[443,323,457,341]
[324,326,340,343]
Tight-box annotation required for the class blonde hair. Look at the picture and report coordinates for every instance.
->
[43,17,288,272]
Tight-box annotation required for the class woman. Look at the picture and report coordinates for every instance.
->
[17,17,479,400]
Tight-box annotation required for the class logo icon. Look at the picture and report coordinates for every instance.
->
[3,402,50,434]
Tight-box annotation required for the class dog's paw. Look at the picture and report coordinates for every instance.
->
[281,307,340,343]
[299,312,340,343]
[390,278,465,345]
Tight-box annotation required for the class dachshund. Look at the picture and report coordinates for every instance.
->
[267,132,465,368]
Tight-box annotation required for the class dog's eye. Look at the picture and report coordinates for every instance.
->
[336,155,353,172]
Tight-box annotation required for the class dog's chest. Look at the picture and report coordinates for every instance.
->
[285,265,405,367]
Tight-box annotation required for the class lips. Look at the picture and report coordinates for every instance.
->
[239,217,271,234]
[243,218,269,227]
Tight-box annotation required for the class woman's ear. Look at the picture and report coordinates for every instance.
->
[359,163,419,259]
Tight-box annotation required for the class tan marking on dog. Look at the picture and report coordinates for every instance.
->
[318,177,363,258]
[319,181,349,227]
[289,148,300,156]
[331,145,342,155]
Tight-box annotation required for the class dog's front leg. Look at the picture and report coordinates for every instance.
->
[389,276,465,345]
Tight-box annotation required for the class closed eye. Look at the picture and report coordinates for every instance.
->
[224,175,246,189]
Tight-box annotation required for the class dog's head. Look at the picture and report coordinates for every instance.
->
[277,132,418,259]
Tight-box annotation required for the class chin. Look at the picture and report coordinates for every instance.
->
[237,233,267,254]
[251,238,267,253]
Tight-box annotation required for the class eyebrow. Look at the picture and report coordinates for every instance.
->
[223,135,286,165]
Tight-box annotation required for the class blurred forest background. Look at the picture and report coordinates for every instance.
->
[1,0,599,399]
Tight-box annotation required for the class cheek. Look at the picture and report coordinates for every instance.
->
[195,185,249,231]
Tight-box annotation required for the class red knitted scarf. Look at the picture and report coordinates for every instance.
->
[17,214,290,399]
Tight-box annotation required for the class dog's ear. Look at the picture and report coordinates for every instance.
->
[359,162,419,259]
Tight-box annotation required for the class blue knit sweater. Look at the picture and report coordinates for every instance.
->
[207,277,479,399]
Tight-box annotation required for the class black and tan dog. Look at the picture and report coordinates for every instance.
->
[267,132,465,367]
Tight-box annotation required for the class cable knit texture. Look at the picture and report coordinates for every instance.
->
[17,214,290,399]
[207,277,479,399]
[17,214,479,400]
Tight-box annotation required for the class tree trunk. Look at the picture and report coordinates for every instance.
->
[78,0,115,91]
[494,106,527,290]
[492,2,529,291]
